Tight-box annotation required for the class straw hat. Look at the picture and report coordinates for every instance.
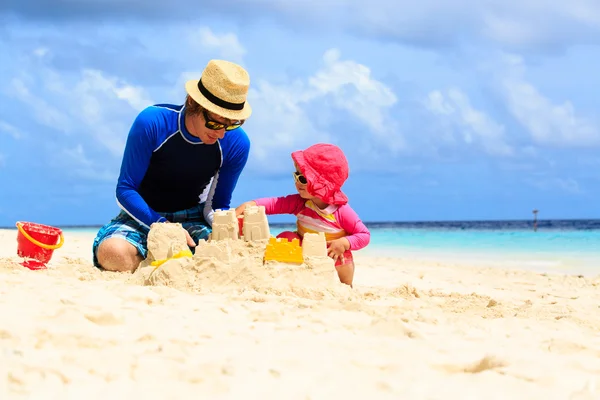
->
[185,59,252,121]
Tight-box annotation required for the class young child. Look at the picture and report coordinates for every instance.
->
[235,143,370,286]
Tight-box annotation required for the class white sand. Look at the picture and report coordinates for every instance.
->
[1,227,599,399]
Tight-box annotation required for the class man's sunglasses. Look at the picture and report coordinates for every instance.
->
[293,171,307,185]
[203,109,244,131]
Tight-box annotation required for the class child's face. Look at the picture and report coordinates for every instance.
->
[293,162,311,199]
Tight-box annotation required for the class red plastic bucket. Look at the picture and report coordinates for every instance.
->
[15,221,64,270]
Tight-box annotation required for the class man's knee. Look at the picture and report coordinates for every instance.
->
[96,238,142,272]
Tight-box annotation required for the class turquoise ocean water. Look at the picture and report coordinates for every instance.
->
[57,219,600,274]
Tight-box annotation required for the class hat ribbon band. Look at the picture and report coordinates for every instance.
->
[197,79,245,111]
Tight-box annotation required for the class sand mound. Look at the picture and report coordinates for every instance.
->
[0,257,25,273]
[133,257,352,300]
[2,227,600,398]
[129,223,353,301]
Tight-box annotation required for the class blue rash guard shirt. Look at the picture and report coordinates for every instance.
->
[115,104,250,228]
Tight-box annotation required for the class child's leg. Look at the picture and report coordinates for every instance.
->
[278,231,354,286]
[335,250,354,287]
[335,262,355,287]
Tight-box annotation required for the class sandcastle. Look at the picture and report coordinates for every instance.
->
[138,204,334,280]
[210,205,270,242]
[129,203,341,296]
[210,208,240,241]
[202,204,331,267]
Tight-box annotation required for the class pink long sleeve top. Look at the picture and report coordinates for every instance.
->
[254,194,370,250]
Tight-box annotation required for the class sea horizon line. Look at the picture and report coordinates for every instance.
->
[2,217,600,230]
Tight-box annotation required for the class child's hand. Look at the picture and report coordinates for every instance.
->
[327,238,350,264]
[235,201,257,217]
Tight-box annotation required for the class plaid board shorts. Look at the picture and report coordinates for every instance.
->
[92,203,211,268]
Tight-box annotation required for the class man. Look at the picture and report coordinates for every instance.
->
[93,59,252,272]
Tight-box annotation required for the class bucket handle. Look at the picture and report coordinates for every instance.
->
[16,222,65,250]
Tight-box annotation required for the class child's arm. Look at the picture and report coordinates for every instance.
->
[236,194,305,217]
[255,194,305,215]
[336,205,371,250]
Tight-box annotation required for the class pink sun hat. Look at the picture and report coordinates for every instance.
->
[291,143,349,205]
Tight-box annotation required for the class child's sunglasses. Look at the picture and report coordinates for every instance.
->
[203,109,244,131]
[293,171,307,185]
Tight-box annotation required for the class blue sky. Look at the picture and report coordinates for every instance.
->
[1,1,599,226]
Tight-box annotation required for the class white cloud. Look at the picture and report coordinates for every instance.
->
[527,176,583,194]
[0,120,23,139]
[74,69,152,112]
[32,47,49,58]
[245,80,330,171]
[9,26,395,178]
[425,88,513,156]
[5,0,600,54]
[71,69,153,155]
[309,49,399,141]
[240,0,600,51]
[62,144,93,168]
[497,54,600,147]
[242,48,401,171]
[170,47,401,172]
[56,144,116,182]
[481,1,600,48]
[426,91,454,115]
[5,51,153,157]
[169,27,247,101]
[8,77,72,134]
[191,27,246,64]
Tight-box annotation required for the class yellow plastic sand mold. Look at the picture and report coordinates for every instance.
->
[150,249,193,268]
[263,237,303,264]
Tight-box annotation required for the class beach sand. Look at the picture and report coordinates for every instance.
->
[1,227,599,399]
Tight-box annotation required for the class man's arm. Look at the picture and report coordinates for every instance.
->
[115,107,167,228]
[202,128,251,225]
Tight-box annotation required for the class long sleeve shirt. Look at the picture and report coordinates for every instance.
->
[115,104,250,228]
[254,194,370,250]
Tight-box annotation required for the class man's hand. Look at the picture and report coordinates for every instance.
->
[235,201,257,218]
[184,230,196,248]
[327,237,350,264]
[163,220,196,248]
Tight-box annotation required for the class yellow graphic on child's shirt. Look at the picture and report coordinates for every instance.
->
[296,222,347,241]
[297,201,347,241]
[263,237,303,264]
[304,200,337,221]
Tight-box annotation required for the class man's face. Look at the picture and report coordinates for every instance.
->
[190,109,242,145]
